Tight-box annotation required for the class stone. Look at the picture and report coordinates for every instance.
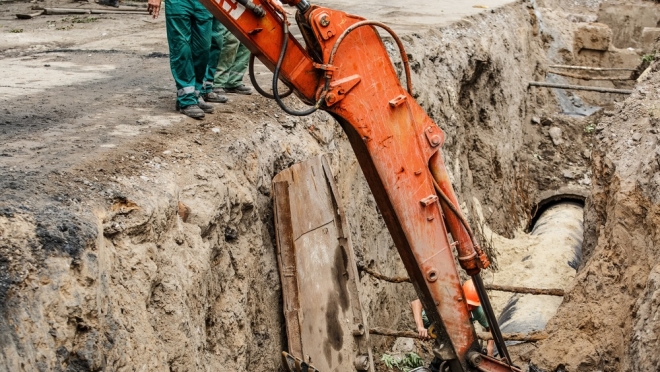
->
[563,170,576,179]
[281,120,296,129]
[211,127,220,134]
[531,116,541,125]
[574,23,612,52]
[583,149,592,159]
[549,127,563,145]
[632,132,642,142]
[566,14,597,23]
[578,174,592,185]
[392,337,415,353]
[641,27,660,53]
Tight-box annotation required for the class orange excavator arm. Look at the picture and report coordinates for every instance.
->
[197,1,518,371]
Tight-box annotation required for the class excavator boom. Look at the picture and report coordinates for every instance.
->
[197,0,515,371]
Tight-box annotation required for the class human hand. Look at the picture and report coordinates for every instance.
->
[487,340,495,356]
[417,327,429,340]
[147,0,161,19]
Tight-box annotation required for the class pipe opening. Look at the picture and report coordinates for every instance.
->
[526,194,586,234]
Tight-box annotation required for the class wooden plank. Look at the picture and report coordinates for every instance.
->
[321,156,374,369]
[273,155,374,372]
[273,181,303,358]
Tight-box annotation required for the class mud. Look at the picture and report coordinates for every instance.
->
[0,0,657,371]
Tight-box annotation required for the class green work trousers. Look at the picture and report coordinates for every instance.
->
[165,0,213,107]
[204,19,224,93]
[211,22,250,89]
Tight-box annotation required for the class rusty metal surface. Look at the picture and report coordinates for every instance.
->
[474,354,522,372]
[273,155,374,372]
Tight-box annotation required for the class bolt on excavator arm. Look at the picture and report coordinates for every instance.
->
[196,0,517,371]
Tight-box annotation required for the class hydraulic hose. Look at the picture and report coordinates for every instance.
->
[249,53,293,99]
[273,20,322,116]
[234,0,266,17]
[325,20,413,96]
[472,274,513,368]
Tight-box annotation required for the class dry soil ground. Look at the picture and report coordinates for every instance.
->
[0,0,658,371]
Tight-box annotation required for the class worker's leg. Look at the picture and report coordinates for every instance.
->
[164,0,197,108]
[221,42,250,89]
[204,19,224,93]
[213,24,239,88]
[200,19,228,103]
[190,4,212,95]
[186,1,217,113]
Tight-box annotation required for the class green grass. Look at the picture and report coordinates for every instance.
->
[584,123,596,134]
[381,353,424,372]
[9,29,23,33]
[642,53,656,63]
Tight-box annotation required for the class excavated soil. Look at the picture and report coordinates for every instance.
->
[0,0,657,371]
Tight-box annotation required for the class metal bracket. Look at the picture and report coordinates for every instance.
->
[313,62,339,79]
[420,195,438,206]
[389,94,407,107]
[324,74,361,106]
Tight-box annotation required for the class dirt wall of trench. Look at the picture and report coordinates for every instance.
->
[0,0,616,371]
[529,61,660,372]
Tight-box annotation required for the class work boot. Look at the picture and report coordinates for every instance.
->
[202,91,228,103]
[222,84,253,95]
[196,95,215,114]
[176,102,205,119]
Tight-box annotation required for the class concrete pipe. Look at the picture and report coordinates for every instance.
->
[496,202,584,345]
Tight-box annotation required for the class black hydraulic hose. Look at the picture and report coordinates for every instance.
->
[234,0,265,17]
[273,21,322,116]
[472,274,513,369]
[249,53,293,99]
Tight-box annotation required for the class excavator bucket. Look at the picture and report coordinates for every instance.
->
[273,155,374,372]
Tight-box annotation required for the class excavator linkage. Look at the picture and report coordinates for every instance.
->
[197,0,515,371]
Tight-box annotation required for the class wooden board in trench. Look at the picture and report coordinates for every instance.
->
[273,155,374,372]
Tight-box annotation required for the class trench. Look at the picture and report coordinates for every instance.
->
[0,0,654,371]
